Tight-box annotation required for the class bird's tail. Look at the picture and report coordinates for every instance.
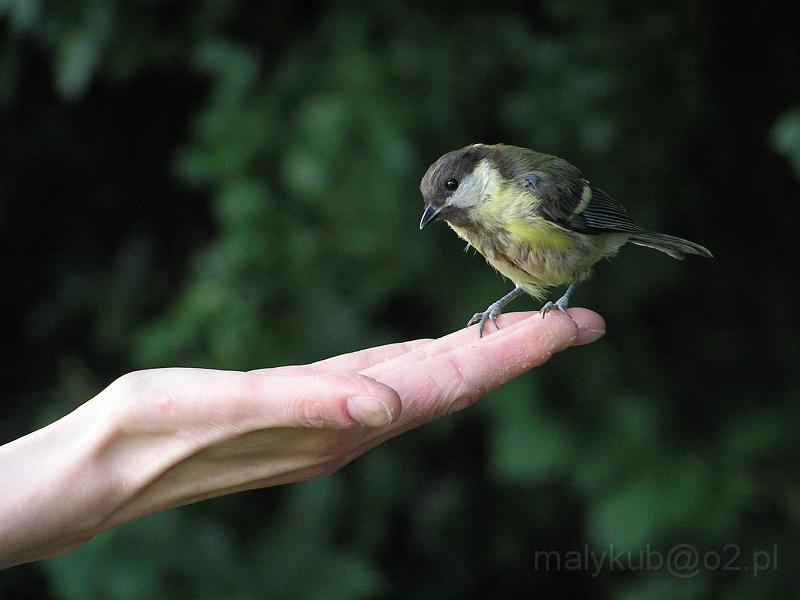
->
[629,231,713,260]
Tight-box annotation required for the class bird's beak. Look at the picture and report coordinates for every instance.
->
[419,203,445,229]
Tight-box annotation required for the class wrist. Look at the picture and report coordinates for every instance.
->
[86,372,209,530]
[0,388,121,568]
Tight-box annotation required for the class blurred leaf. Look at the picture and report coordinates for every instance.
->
[590,456,723,551]
[771,107,800,178]
[489,378,577,483]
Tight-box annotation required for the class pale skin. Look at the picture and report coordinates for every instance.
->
[0,309,605,570]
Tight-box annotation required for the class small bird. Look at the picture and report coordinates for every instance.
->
[419,143,712,336]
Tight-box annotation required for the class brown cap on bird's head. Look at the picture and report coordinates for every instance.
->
[420,145,486,201]
[418,144,494,228]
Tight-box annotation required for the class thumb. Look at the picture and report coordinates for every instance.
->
[249,370,402,429]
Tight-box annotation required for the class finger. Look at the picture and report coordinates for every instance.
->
[207,370,402,430]
[360,311,551,380]
[310,338,433,373]
[247,340,433,377]
[309,312,533,376]
[363,312,579,423]
[254,309,602,377]
[565,308,606,346]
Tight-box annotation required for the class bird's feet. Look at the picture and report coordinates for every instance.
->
[539,297,570,319]
[540,280,579,319]
[467,301,505,337]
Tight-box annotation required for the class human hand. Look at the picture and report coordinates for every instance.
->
[0,309,603,568]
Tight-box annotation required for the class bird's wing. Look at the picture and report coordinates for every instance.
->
[518,158,641,235]
[566,186,642,234]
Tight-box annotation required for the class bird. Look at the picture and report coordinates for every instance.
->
[419,143,712,336]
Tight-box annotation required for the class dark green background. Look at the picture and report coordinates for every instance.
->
[2,1,798,598]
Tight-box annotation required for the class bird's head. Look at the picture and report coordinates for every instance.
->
[419,144,501,229]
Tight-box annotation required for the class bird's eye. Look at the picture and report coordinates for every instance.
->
[445,179,459,191]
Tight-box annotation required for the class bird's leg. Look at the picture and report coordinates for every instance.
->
[468,286,525,337]
[540,280,579,318]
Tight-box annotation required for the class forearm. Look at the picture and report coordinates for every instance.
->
[0,393,122,569]
[0,376,231,569]
[0,370,378,569]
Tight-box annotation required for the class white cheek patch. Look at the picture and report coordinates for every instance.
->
[450,176,481,208]
[449,159,499,209]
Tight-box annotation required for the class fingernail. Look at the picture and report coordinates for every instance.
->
[346,396,394,427]
[576,327,606,345]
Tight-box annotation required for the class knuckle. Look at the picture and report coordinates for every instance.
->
[299,400,327,428]
[298,399,347,429]
[444,355,484,407]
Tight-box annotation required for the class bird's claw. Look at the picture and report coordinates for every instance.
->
[467,303,503,337]
[539,299,569,319]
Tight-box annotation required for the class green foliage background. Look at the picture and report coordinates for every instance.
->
[2,1,799,598]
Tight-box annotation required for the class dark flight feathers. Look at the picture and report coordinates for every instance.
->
[516,153,712,259]
[516,154,642,235]
[568,186,641,234]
